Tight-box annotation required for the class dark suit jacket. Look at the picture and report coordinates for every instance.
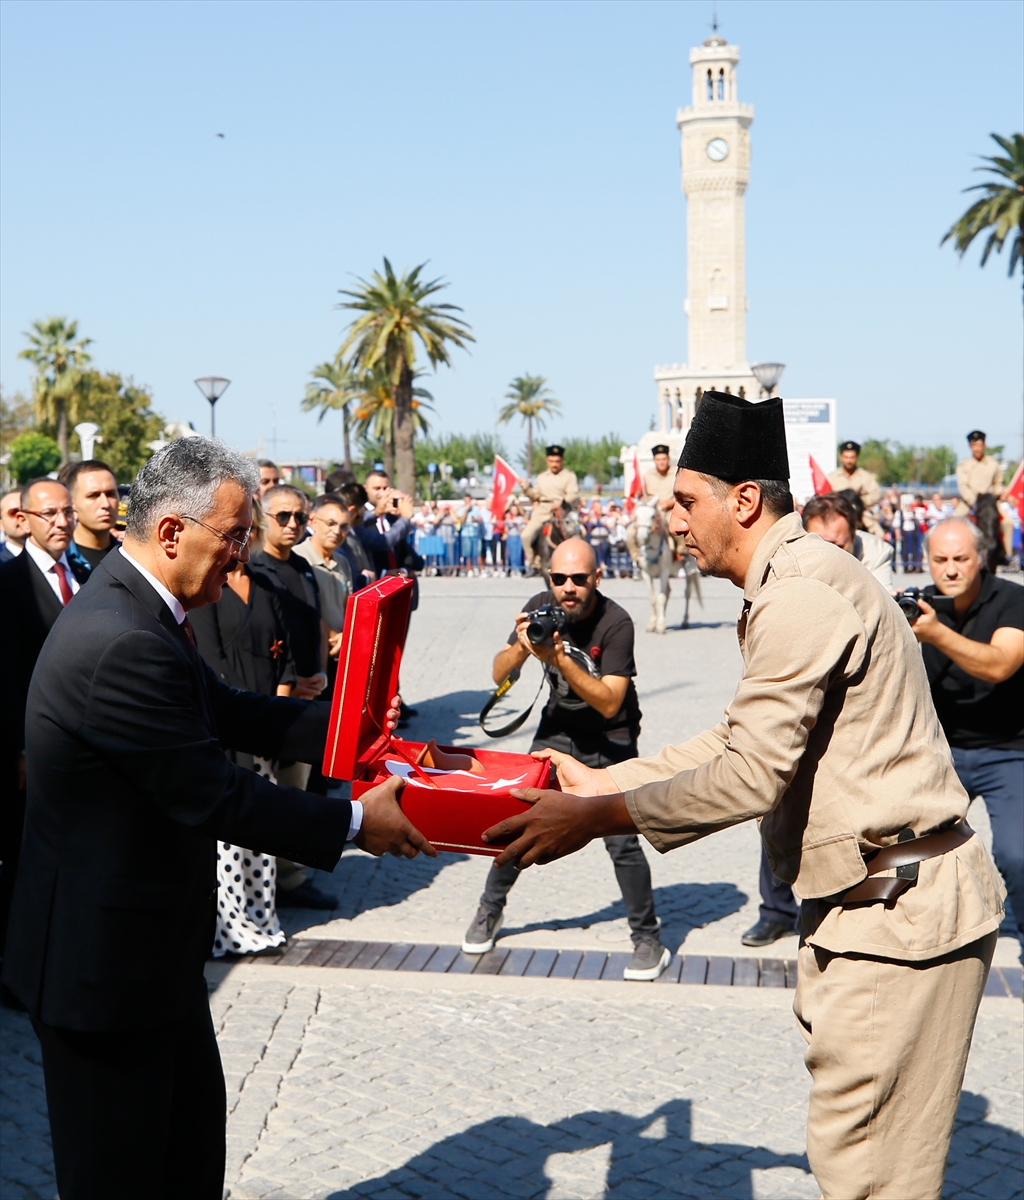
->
[0,548,89,760]
[2,549,350,1031]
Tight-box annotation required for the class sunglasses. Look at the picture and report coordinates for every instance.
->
[269,510,308,527]
[549,572,592,587]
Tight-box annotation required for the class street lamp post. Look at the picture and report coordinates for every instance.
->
[194,377,231,437]
[750,363,786,399]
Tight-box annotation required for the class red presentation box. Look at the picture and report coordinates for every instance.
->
[322,575,552,856]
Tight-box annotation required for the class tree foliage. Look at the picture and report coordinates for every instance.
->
[9,432,61,483]
[18,317,94,461]
[337,259,473,495]
[856,439,957,487]
[942,133,1024,278]
[302,360,361,473]
[36,371,164,482]
[1,389,35,461]
[497,375,561,473]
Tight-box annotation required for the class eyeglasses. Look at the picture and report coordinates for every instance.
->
[549,572,593,587]
[181,514,252,551]
[314,517,350,532]
[269,510,308,527]
[23,507,75,525]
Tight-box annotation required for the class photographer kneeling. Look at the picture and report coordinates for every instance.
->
[910,517,1024,952]
[463,537,670,980]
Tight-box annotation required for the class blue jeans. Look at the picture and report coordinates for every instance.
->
[952,746,1024,947]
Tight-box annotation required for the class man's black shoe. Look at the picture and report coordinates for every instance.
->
[400,705,419,718]
[740,917,796,947]
[277,881,339,910]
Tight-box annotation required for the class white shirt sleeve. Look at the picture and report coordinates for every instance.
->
[347,800,363,842]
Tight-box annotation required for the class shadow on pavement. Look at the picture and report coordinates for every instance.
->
[399,688,496,746]
[327,1097,810,1199]
[945,1090,1024,1199]
[499,881,748,952]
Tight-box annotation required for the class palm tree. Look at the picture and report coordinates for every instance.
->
[337,258,473,495]
[351,364,434,480]
[497,374,561,476]
[301,359,360,473]
[19,317,93,461]
[942,133,1024,295]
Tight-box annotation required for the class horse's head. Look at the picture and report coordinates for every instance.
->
[634,503,657,546]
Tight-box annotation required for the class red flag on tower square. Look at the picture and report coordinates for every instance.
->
[628,451,644,499]
[809,455,833,495]
[491,454,517,519]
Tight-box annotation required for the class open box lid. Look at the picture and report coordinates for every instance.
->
[322,574,414,781]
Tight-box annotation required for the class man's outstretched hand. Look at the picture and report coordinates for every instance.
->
[355,776,437,859]
[531,747,618,796]
[482,788,636,870]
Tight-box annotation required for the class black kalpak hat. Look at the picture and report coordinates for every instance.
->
[651,443,670,455]
[546,444,565,456]
[677,391,789,482]
[966,430,986,442]
[839,440,861,454]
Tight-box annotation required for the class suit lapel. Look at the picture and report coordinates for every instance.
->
[23,552,64,629]
[102,550,218,734]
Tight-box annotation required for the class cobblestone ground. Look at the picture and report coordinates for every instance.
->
[2,572,1022,1199]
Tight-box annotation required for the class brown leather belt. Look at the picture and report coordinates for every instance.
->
[840,820,973,907]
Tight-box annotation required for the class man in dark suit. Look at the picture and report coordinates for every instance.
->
[2,438,432,1200]
[0,478,90,960]
[0,487,27,562]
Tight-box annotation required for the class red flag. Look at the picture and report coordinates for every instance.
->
[627,451,644,499]
[490,454,517,519]
[1006,459,1024,521]
[809,455,832,495]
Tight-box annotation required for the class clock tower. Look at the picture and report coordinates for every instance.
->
[654,34,760,434]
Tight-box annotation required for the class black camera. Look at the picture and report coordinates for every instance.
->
[525,604,568,645]
[895,586,957,621]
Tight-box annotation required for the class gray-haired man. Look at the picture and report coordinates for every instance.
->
[2,437,433,1200]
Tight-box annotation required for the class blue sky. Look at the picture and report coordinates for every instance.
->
[1,0,1021,465]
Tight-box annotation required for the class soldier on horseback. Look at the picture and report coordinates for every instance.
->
[519,445,579,578]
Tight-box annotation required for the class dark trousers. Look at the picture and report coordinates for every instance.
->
[953,746,1024,946]
[33,990,226,1200]
[757,843,799,926]
[480,731,660,942]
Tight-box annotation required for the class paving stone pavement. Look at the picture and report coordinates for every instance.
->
[2,573,1021,1199]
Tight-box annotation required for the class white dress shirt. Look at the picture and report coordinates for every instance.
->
[118,547,362,841]
[24,538,80,603]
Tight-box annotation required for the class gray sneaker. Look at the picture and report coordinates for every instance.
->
[623,938,671,981]
[462,907,503,954]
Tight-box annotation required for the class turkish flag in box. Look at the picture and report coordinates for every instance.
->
[322,575,552,856]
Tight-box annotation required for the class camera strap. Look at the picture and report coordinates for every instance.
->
[478,667,547,738]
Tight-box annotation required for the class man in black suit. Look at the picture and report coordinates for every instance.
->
[2,438,432,1200]
[0,478,90,959]
[0,487,27,562]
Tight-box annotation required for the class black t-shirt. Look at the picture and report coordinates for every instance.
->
[249,549,322,677]
[509,590,641,742]
[73,540,115,571]
[921,571,1024,750]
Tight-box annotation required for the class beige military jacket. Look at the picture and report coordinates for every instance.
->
[827,464,883,534]
[956,454,1002,515]
[607,512,1003,962]
[642,467,675,507]
[525,469,579,519]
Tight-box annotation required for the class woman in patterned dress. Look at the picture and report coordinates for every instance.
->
[191,555,296,958]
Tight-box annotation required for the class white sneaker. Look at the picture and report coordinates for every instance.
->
[623,939,671,981]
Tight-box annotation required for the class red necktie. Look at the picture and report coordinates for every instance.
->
[53,560,74,606]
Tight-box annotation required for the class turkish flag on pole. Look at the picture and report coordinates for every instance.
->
[809,455,833,495]
[491,454,517,519]
[1005,459,1024,520]
[627,451,644,499]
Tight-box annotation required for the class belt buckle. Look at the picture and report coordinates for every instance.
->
[896,827,919,882]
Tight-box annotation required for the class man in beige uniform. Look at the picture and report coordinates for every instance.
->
[828,440,884,536]
[484,391,1004,1200]
[520,445,579,575]
[956,430,1013,557]
[626,444,678,563]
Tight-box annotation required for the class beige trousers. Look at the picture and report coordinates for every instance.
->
[521,512,549,569]
[794,931,996,1200]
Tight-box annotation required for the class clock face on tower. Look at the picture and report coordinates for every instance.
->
[706,137,730,162]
